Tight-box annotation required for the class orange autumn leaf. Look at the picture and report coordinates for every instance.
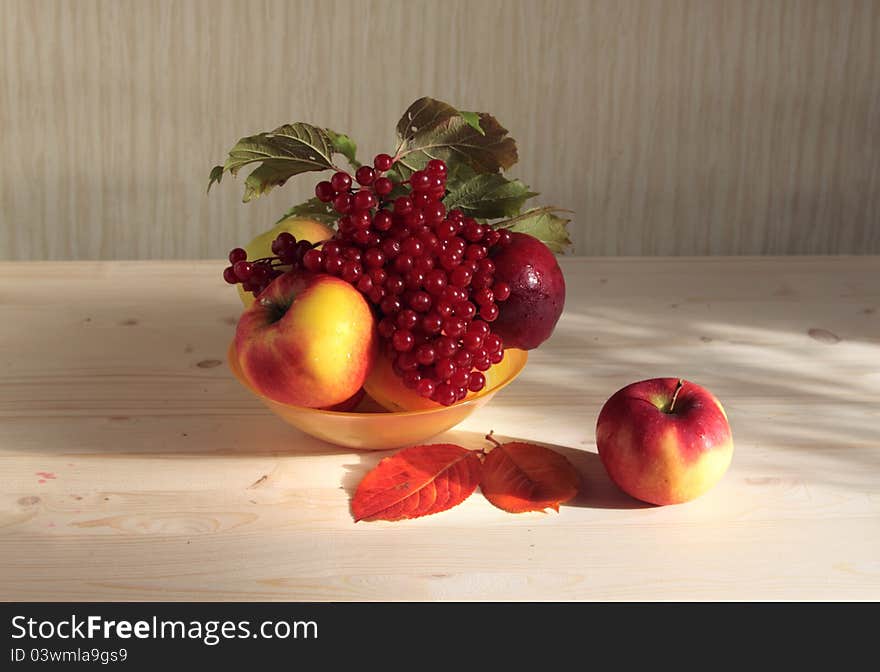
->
[480,441,580,513]
[351,444,482,522]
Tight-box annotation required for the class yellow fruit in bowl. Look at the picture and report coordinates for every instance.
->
[237,216,335,307]
[364,348,526,412]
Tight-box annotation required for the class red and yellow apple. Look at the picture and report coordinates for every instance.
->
[234,270,377,408]
[595,378,733,505]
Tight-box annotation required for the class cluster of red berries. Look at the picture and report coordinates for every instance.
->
[222,235,317,297]
[224,154,512,406]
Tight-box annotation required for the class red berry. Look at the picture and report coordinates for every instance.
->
[374,153,393,171]
[424,269,447,295]
[402,237,423,257]
[350,209,371,229]
[484,229,501,246]
[434,358,455,381]
[454,301,476,320]
[450,266,472,287]
[333,193,352,214]
[433,383,456,406]
[364,248,385,268]
[228,247,247,264]
[481,303,499,322]
[465,244,487,261]
[435,299,454,319]
[223,266,238,284]
[403,370,422,389]
[485,333,503,353]
[381,238,402,259]
[380,296,402,315]
[474,287,494,306]
[493,281,511,301]
[417,378,436,399]
[315,181,335,202]
[452,350,470,368]
[353,190,376,211]
[393,254,414,273]
[412,191,432,209]
[410,170,431,191]
[322,240,342,257]
[394,197,413,215]
[323,255,344,275]
[436,336,458,358]
[450,368,470,388]
[396,309,419,330]
[426,159,447,176]
[374,177,393,196]
[467,372,486,392]
[355,165,375,186]
[415,344,436,365]
[233,260,253,280]
[421,313,443,334]
[373,210,393,231]
[330,171,352,192]
[302,249,324,272]
[341,261,362,283]
[392,329,415,352]
[384,274,405,295]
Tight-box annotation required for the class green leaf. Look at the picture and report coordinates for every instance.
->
[207,165,224,193]
[443,173,538,219]
[497,207,574,253]
[458,111,485,135]
[277,197,339,226]
[208,122,337,202]
[327,129,360,168]
[393,97,517,178]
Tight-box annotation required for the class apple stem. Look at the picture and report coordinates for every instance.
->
[484,430,502,452]
[668,379,684,413]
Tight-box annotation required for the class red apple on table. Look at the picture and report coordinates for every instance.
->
[595,378,734,505]
[234,270,377,408]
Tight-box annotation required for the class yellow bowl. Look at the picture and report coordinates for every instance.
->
[227,343,527,450]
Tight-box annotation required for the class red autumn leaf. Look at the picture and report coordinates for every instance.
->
[480,441,580,513]
[351,443,482,522]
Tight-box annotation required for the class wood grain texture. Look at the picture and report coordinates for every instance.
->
[1,257,879,600]
[1,0,879,260]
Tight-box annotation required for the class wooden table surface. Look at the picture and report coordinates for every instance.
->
[1,257,878,601]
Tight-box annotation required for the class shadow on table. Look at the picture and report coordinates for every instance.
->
[339,429,652,513]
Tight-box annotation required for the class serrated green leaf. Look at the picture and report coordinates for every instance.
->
[208,122,337,202]
[393,97,517,178]
[327,129,359,168]
[497,207,574,254]
[443,173,537,219]
[277,197,339,226]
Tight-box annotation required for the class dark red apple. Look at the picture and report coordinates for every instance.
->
[490,232,566,350]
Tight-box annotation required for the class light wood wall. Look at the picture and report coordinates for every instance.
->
[2,0,878,260]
